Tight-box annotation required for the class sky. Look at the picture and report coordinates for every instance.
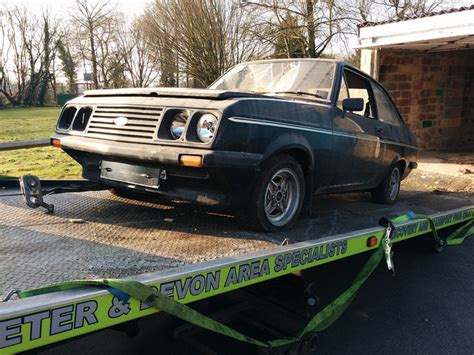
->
[0,0,151,18]
[1,0,473,59]
[6,0,472,15]
[0,0,350,58]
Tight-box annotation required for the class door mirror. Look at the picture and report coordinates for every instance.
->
[342,98,364,112]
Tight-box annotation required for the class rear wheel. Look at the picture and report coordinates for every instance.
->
[248,155,305,232]
[371,164,401,204]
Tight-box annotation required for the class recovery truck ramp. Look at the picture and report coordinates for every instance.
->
[0,178,472,353]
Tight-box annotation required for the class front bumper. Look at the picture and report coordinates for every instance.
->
[52,135,263,206]
[52,135,263,168]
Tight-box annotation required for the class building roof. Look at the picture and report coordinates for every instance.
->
[357,5,474,51]
[359,5,474,28]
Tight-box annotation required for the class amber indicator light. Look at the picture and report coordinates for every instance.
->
[179,155,202,168]
[51,138,61,148]
[366,236,378,247]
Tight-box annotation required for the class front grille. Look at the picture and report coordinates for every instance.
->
[86,105,163,143]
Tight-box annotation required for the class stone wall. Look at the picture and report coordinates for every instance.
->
[378,49,474,150]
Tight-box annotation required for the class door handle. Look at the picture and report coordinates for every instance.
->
[376,127,384,133]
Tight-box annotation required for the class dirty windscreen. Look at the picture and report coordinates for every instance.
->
[209,60,336,101]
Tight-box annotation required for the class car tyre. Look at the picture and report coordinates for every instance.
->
[109,188,136,199]
[109,188,155,201]
[248,155,305,232]
[371,164,401,204]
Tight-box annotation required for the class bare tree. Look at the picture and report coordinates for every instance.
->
[57,37,78,93]
[375,0,443,19]
[0,5,62,106]
[242,0,358,59]
[37,11,61,105]
[71,0,123,89]
[10,5,43,105]
[0,5,41,105]
[0,7,26,105]
[118,19,158,87]
[141,0,267,87]
[356,0,444,23]
[272,13,306,58]
[357,0,373,22]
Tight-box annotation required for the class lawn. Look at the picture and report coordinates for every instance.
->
[0,107,82,179]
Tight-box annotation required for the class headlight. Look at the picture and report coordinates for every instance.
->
[170,112,188,139]
[196,114,218,143]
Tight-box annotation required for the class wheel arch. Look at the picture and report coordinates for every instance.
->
[280,147,312,176]
[259,135,315,211]
[260,133,314,176]
[390,156,407,177]
[397,159,407,175]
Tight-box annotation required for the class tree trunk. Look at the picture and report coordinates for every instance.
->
[38,72,50,106]
[306,0,316,58]
[89,27,99,89]
[24,56,36,106]
[0,89,21,106]
[37,21,51,106]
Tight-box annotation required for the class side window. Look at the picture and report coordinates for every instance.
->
[336,74,349,110]
[371,83,402,126]
[344,70,375,119]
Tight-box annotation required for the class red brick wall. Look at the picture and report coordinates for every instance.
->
[378,49,474,150]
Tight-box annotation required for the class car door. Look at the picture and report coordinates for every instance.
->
[370,81,408,172]
[330,68,381,188]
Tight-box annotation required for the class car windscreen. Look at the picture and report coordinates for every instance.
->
[209,60,336,101]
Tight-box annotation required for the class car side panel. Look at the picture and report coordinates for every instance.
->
[329,109,382,188]
[217,98,334,191]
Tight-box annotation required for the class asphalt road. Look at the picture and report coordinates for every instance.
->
[316,235,474,354]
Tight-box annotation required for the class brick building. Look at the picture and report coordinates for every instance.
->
[357,6,474,151]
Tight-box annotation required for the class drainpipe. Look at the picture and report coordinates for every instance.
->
[373,48,380,80]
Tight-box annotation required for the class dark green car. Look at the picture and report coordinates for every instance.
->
[52,59,418,231]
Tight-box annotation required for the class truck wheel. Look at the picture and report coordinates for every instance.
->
[371,164,401,205]
[248,155,305,232]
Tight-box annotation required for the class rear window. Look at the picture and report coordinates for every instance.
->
[371,83,402,126]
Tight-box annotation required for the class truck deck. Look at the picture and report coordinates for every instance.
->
[1,184,471,299]
[0,175,472,353]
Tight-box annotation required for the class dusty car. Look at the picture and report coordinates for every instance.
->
[51,59,418,231]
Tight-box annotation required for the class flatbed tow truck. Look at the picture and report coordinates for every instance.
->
[0,149,472,353]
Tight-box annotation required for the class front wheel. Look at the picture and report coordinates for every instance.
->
[371,165,401,204]
[248,155,305,232]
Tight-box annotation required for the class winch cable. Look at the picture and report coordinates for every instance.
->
[15,213,474,349]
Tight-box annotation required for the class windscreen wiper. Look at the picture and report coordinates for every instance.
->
[269,91,327,99]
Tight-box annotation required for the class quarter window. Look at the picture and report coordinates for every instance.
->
[336,75,349,110]
[371,83,402,126]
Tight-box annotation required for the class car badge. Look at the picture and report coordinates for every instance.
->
[114,116,128,126]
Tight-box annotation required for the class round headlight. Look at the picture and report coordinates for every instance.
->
[197,114,218,143]
[170,112,188,139]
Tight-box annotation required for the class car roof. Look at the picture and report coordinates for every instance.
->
[240,58,343,65]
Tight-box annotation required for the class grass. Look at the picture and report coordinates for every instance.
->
[0,107,62,142]
[0,107,82,179]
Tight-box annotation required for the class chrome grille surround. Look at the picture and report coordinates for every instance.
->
[86,105,164,144]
